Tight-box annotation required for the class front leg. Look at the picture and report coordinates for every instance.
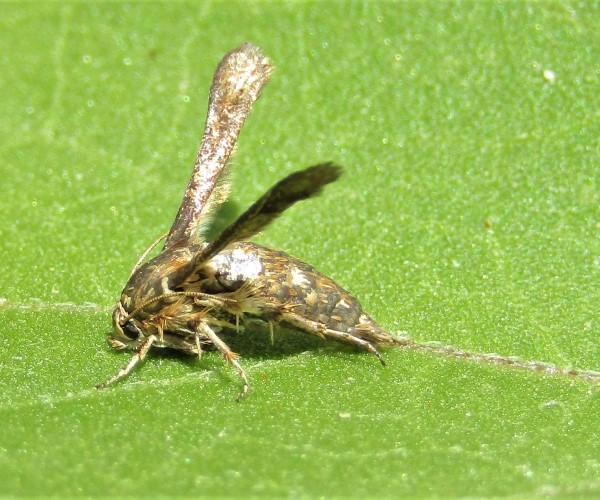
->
[96,334,157,389]
[197,322,250,401]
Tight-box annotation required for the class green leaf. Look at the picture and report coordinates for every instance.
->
[1,1,599,496]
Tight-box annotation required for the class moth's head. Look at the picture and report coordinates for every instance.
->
[108,301,144,350]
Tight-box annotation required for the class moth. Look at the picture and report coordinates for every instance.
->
[96,43,400,400]
[97,43,600,400]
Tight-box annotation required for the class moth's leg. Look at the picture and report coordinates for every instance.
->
[197,322,250,401]
[192,295,244,333]
[195,333,204,360]
[279,313,387,366]
[96,334,157,389]
[269,320,275,345]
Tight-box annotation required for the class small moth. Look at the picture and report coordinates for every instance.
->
[98,43,600,399]
[96,43,399,400]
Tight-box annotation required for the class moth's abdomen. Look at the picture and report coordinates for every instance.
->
[204,241,397,346]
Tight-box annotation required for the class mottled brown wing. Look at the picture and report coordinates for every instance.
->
[188,163,342,269]
[164,43,273,249]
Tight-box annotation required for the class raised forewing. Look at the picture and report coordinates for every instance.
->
[165,43,273,249]
[188,163,342,268]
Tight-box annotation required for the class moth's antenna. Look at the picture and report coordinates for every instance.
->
[128,232,169,279]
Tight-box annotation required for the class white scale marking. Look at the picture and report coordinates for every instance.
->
[291,267,310,287]
[211,248,263,282]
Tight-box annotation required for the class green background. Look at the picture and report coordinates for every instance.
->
[1,1,599,496]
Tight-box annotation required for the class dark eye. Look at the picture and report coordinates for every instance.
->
[121,322,141,340]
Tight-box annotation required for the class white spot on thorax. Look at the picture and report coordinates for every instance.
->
[210,248,263,282]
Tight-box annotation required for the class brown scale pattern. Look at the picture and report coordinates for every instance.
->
[208,241,395,344]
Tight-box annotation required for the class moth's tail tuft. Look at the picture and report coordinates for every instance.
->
[352,314,406,346]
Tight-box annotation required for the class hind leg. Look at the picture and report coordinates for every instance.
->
[277,312,386,366]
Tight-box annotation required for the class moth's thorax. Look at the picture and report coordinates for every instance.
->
[120,244,205,314]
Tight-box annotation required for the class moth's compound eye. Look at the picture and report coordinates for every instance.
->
[122,322,141,340]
